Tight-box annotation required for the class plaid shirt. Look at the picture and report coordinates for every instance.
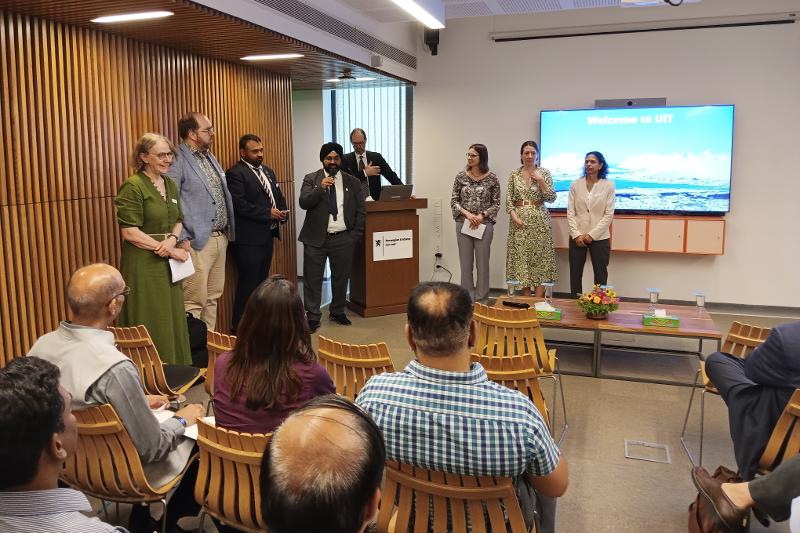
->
[0,488,126,532]
[356,360,559,477]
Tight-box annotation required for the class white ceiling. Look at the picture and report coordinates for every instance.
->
[336,0,696,23]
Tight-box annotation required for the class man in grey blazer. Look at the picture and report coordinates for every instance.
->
[167,112,235,330]
[299,142,366,332]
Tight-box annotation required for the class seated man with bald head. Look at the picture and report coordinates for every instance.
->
[357,281,568,533]
[27,263,204,533]
[260,395,385,533]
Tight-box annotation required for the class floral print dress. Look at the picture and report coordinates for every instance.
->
[505,167,558,288]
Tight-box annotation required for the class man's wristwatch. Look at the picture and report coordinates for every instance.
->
[173,415,187,427]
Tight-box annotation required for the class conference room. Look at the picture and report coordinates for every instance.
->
[0,0,798,532]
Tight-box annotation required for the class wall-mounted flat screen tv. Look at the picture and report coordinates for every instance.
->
[539,105,734,214]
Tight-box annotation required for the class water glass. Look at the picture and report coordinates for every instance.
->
[647,288,661,312]
[542,282,554,305]
[695,291,706,315]
[506,280,520,297]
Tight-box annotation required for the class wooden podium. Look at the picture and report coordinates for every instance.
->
[348,198,428,317]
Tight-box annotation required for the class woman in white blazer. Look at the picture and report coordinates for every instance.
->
[566,151,615,296]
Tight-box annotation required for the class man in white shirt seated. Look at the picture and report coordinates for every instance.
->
[27,263,204,533]
[0,356,125,532]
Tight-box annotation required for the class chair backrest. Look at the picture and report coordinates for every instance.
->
[758,388,800,475]
[317,336,395,401]
[62,404,167,502]
[206,330,237,396]
[376,461,531,533]
[194,419,270,533]
[471,353,551,432]
[722,321,771,358]
[109,325,177,397]
[473,303,554,373]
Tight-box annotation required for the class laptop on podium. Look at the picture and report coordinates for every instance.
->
[380,184,413,201]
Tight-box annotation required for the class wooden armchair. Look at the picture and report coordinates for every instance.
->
[471,353,554,440]
[317,336,395,401]
[757,388,800,475]
[61,404,196,533]
[109,325,204,399]
[205,330,237,402]
[194,419,270,533]
[376,461,533,533]
[472,303,566,440]
[680,321,771,466]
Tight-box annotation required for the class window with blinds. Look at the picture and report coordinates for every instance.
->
[325,86,413,183]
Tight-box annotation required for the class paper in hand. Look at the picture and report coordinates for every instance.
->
[461,219,486,240]
[169,254,195,283]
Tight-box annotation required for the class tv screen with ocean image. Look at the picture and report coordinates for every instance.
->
[540,105,734,214]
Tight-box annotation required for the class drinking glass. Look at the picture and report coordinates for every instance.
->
[506,280,520,297]
[647,288,661,312]
[694,291,706,315]
[542,282,554,306]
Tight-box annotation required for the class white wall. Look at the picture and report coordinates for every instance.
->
[291,90,326,271]
[413,4,800,306]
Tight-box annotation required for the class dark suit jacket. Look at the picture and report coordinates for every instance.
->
[298,169,365,248]
[745,322,800,388]
[341,150,402,201]
[226,160,288,246]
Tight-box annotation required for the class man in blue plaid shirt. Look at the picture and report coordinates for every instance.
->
[356,282,568,532]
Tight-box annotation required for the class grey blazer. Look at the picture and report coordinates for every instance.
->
[167,143,235,249]
[298,169,366,248]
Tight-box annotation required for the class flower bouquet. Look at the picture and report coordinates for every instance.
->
[577,285,619,320]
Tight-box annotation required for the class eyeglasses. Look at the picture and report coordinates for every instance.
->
[466,153,479,159]
[148,151,174,161]
[108,285,131,305]
[351,141,366,146]
[197,127,215,134]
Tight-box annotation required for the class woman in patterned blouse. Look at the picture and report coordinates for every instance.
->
[450,144,501,302]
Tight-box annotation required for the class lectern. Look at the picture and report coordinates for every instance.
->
[348,198,428,317]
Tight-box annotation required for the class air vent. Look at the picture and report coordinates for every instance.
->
[252,0,417,69]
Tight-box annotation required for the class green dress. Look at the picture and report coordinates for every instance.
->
[505,167,558,288]
[115,172,192,365]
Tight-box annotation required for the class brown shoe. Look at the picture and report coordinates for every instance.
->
[691,466,748,530]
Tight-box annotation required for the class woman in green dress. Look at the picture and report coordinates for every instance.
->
[115,133,192,365]
[505,140,558,297]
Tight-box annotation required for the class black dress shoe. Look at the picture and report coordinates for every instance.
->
[691,466,748,531]
[330,313,352,325]
[308,320,320,333]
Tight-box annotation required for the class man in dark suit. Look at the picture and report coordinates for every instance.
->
[705,321,800,479]
[226,134,288,331]
[341,128,402,201]
[299,142,366,333]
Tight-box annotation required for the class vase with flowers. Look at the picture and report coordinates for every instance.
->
[577,285,620,319]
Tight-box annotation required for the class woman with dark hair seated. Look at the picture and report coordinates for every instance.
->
[213,276,335,434]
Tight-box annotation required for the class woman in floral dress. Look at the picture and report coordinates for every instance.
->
[505,141,557,296]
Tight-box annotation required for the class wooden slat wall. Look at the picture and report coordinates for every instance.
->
[0,9,297,366]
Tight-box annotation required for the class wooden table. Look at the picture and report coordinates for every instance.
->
[495,296,722,385]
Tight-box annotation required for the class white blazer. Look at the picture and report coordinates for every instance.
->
[567,177,616,241]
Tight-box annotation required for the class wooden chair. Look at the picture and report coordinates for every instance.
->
[61,404,196,533]
[471,353,553,440]
[109,325,204,399]
[757,388,800,475]
[472,303,567,440]
[680,321,771,466]
[317,336,395,401]
[194,419,270,533]
[376,461,533,533]
[205,330,237,412]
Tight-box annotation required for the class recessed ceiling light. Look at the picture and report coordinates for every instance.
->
[91,11,174,23]
[356,77,376,82]
[390,0,445,29]
[241,53,305,61]
[326,78,342,83]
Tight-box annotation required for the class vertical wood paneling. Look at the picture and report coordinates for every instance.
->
[0,10,297,366]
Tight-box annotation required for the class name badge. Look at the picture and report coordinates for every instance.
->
[172,198,178,204]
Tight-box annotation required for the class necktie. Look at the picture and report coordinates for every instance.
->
[328,176,338,221]
[358,155,365,173]
[255,166,278,228]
